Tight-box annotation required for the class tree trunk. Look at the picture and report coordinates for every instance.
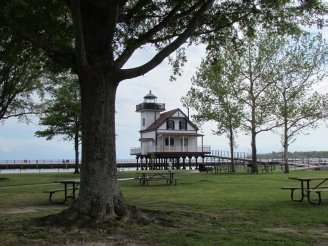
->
[283,98,289,173]
[251,131,258,173]
[64,70,147,222]
[283,111,289,173]
[74,130,80,174]
[229,128,235,172]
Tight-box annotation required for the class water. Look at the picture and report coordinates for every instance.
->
[0,167,138,174]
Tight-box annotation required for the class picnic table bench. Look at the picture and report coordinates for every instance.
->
[137,177,181,186]
[44,179,80,203]
[305,189,328,205]
[43,187,79,203]
[214,165,235,174]
[282,177,328,205]
[137,172,180,186]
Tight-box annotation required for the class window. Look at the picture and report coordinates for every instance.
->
[166,120,175,130]
[165,138,174,145]
[179,120,187,130]
[143,118,145,126]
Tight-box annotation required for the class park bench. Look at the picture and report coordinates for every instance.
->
[43,187,79,203]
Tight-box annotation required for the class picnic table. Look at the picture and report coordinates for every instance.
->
[137,172,180,186]
[43,179,80,203]
[214,165,234,174]
[247,163,274,174]
[281,177,328,205]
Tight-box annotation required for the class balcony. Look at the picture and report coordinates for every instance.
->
[136,103,165,111]
[130,145,211,155]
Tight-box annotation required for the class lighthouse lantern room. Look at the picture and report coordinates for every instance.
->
[136,90,165,130]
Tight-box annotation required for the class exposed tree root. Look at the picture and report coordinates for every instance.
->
[33,203,152,230]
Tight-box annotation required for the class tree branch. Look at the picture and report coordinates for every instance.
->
[0,8,76,68]
[68,0,87,68]
[115,1,186,69]
[118,0,215,81]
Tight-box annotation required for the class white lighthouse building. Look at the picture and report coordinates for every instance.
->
[130,91,210,169]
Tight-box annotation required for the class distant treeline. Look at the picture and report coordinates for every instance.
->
[256,151,328,158]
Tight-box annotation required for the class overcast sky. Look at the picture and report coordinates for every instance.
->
[1,24,328,161]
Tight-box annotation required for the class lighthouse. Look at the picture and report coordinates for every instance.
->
[131,91,211,170]
[135,90,165,130]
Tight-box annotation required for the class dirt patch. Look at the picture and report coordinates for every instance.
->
[0,178,9,181]
[308,227,328,237]
[264,227,299,234]
[0,205,66,214]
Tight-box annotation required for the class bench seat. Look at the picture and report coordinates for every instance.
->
[281,187,305,190]
[281,187,306,202]
[306,189,328,193]
[43,187,79,203]
[281,186,328,190]
[305,189,328,205]
[139,177,181,186]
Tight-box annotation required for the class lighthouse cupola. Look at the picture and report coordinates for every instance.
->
[136,91,165,130]
[144,90,157,104]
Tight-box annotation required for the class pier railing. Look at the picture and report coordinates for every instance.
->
[1,151,328,172]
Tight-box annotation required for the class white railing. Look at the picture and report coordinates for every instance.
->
[130,147,142,155]
[130,145,211,155]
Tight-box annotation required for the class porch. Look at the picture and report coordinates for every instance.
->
[130,145,211,155]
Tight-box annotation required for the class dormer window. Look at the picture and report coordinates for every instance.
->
[167,120,175,130]
[179,120,187,130]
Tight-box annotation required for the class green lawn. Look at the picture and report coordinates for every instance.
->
[0,169,328,245]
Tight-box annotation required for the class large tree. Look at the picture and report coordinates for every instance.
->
[181,56,245,172]
[199,34,287,173]
[270,33,325,173]
[0,1,324,223]
[35,76,81,174]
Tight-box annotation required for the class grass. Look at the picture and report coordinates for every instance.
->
[0,169,328,245]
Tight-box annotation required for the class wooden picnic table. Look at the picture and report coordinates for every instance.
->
[43,179,80,203]
[137,172,180,186]
[282,177,328,205]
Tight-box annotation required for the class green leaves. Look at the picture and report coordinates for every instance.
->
[35,76,81,143]
[0,25,45,122]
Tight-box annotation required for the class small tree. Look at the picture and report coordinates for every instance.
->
[35,76,81,174]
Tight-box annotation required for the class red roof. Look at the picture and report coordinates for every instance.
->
[141,109,179,132]
[157,132,204,136]
[139,138,155,141]
[139,108,199,134]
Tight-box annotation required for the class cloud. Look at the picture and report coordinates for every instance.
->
[1,36,327,160]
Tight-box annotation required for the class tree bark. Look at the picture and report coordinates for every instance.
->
[229,127,235,172]
[283,94,289,173]
[251,131,258,173]
[65,69,146,222]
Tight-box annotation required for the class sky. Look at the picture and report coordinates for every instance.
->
[0,24,328,161]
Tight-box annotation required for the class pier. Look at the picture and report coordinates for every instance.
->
[1,151,327,173]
